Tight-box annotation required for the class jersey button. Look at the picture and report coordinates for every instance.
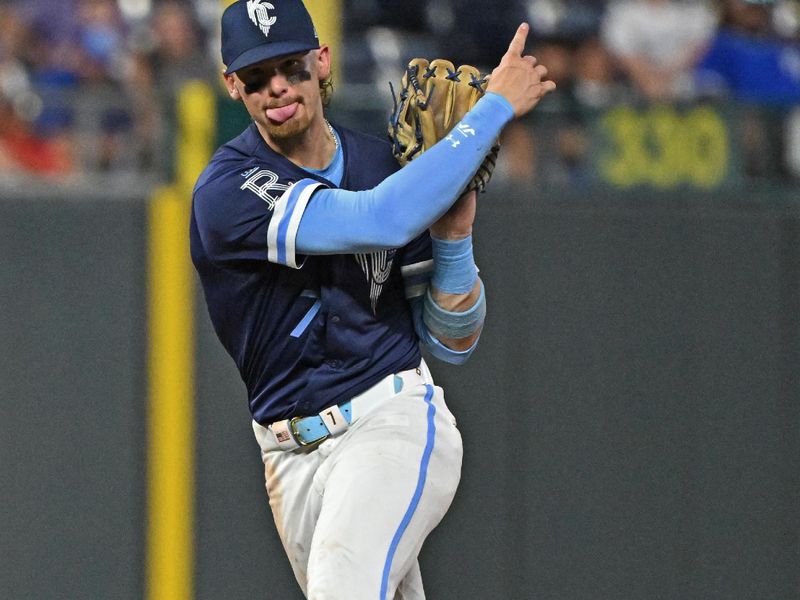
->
[330,315,340,323]
[327,359,341,368]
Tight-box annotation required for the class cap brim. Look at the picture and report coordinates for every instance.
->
[225,41,320,74]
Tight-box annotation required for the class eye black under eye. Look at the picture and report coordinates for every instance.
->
[243,75,268,94]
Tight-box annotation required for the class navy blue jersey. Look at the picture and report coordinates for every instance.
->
[191,122,433,424]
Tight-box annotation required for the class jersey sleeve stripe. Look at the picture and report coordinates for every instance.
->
[266,184,291,264]
[268,179,325,268]
[275,181,308,265]
[283,182,321,268]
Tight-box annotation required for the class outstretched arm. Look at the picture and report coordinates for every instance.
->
[293,93,513,254]
[292,23,554,256]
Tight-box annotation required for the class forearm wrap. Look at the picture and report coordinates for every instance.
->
[430,235,478,295]
[422,279,486,340]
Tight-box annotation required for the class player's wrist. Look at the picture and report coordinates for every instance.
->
[429,190,476,239]
[480,92,515,122]
[430,235,478,295]
[423,278,486,340]
[429,226,472,240]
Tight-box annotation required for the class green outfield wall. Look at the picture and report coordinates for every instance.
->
[1,185,798,600]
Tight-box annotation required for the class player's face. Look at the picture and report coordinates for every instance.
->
[225,47,331,142]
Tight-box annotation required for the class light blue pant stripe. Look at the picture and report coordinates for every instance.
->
[290,299,321,338]
[379,384,437,600]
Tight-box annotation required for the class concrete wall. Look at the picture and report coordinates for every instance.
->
[1,196,147,599]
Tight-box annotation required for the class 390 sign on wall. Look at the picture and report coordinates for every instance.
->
[599,105,730,190]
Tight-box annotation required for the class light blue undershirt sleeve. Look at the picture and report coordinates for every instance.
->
[294,93,514,255]
[409,295,480,365]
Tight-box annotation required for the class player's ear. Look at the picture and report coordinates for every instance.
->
[315,45,331,81]
[224,71,242,101]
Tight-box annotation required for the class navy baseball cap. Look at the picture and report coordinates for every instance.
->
[221,0,320,74]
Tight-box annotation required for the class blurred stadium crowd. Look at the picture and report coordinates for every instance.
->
[1,0,799,186]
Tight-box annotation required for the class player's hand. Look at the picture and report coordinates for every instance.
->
[429,190,476,240]
[486,23,556,118]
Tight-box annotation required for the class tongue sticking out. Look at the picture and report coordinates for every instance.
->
[266,103,299,124]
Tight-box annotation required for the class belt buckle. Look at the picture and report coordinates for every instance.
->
[289,416,327,447]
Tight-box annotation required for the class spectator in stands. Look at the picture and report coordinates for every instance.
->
[23,0,82,87]
[601,0,718,102]
[573,36,630,109]
[0,92,74,177]
[696,0,800,180]
[76,0,127,84]
[140,1,216,98]
[438,0,528,68]
[520,35,620,186]
[128,1,217,172]
[11,0,130,173]
[696,0,800,105]
[504,1,611,185]
[77,0,136,171]
[526,0,608,45]
[344,0,527,87]
[0,4,74,177]
[0,5,33,102]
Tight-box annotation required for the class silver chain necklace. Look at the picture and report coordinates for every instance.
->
[325,119,338,149]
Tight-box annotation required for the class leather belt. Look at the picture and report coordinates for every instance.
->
[268,366,424,451]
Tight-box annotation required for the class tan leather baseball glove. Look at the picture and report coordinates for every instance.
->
[388,58,499,193]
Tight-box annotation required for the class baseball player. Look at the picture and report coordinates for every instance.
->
[190,1,554,598]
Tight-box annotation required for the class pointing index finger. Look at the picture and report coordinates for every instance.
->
[506,23,529,58]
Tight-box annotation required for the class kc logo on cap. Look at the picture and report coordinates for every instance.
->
[247,0,277,38]
[221,0,320,74]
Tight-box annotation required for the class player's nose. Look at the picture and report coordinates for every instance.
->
[267,72,290,96]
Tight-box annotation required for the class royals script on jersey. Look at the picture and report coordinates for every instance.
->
[190,123,432,424]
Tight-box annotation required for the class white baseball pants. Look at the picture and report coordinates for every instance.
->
[252,361,463,600]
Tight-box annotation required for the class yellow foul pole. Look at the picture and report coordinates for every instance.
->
[146,80,215,600]
[305,0,343,86]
